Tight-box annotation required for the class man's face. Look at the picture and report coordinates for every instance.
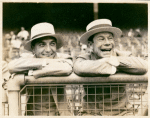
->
[92,32,115,58]
[32,37,57,59]
[9,48,20,60]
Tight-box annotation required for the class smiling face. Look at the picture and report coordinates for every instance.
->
[91,32,115,58]
[32,36,57,59]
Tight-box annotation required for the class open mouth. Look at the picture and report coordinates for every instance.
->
[42,52,55,57]
[101,48,112,52]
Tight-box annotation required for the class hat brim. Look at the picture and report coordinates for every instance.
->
[80,27,122,45]
[24,34,63,51]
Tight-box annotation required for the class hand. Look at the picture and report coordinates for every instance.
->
[110,66,117,75]
[97,60,117,75]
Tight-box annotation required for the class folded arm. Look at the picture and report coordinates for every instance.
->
[33,59,73,78]
[8,58,73,75]
[8,58,45,73]
[73,57,116,76]
[116,56,148,74]
[74,55,148,76]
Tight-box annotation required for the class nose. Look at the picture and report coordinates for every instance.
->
[104,38,111,45]
[45,45,51,52]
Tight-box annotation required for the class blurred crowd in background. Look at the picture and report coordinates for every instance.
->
[3,26,148,63]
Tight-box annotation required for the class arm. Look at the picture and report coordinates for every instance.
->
[110,50,148,75]
[32,59,73,78]
[8,58,72,74]
[8,58,45,73]
[116,56,148,75]
[73,57,117,76]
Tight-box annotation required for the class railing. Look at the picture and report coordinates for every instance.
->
[4,73,148,116]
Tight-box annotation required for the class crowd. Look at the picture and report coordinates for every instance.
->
[3,27,30,62]
[2,19,148,116]
[3,27,148,63]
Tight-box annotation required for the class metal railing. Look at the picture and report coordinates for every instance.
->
[4,73,148,116]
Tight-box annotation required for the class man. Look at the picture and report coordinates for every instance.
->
[2,61,11,112]
[8,22,73,116]
[10,31,16,41]
[17,27,29,41]
[134,28,142,37]
[128,28,134,38]
[73,19,148,116]
[6,43,21,62]
[4,33,11,48]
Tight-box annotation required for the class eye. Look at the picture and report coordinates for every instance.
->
[108,37,113,40]
[39,43,45,47]
[50,42,56,46]
[97,37,104,41]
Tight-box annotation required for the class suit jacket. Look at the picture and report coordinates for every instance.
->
[73,50,147,116]
[8,53,73,116]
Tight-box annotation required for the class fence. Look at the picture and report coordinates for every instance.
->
[3,73,148,116]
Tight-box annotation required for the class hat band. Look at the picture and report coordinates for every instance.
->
[88,24,111,31]
[32,33,54,39]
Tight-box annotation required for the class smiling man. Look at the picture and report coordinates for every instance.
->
[73,19,147,116]
[8,22,73,116]
[31,37,57,58]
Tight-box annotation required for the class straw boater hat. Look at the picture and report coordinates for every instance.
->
[80,19,122,45]
[24,22,63,51]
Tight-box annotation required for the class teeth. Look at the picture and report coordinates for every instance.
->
[103,51,110,52]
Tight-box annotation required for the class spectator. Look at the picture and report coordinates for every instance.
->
[10,31,16,41]
[73,19,148,116]
[8,22,73,116]
[128,28,134,37]
[11,37,22,49]
[6,45,20,63]
[17,27,29,41]
[4,33,11,48]
[3,38,21,63]
[134,28,142,37]
[2,61,11,113]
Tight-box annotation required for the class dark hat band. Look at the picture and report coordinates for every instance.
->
[32,33,54,39]
[88,24,111,31]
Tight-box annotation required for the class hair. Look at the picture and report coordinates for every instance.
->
[31,36,57,49]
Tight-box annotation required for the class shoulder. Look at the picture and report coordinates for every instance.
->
[57,53,72,60]
[17,31,22,35]
[24,30,29,34]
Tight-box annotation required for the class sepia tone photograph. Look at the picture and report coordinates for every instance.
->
[2,2,148,116]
